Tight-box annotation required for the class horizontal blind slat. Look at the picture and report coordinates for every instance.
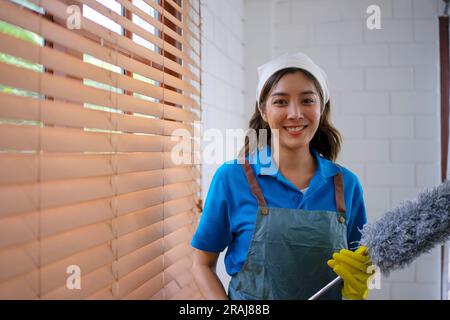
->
[42,265,115,300]
[0,152,199,184]
[116,255,163,298]
[0,180,197,217]
[26,0,200,83]
[0,1,200,96]
[123,272,163,300]
[0,32,199,108]
[0,123,195,154]
[0,62,166,117]
[115,0,200,58]
[146,0,200,43]
[77,0,199,69]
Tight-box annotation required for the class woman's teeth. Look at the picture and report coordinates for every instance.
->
[285,126,306,132]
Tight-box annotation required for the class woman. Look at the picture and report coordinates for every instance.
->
[191,52,371,300]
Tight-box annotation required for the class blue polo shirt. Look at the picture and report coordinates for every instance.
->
[191,146,367,276]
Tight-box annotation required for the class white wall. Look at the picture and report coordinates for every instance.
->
[200,0,246,292]
[243,0,445,300]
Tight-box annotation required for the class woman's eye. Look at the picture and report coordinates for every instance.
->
[303,99,315,104]
[273,99,287,105]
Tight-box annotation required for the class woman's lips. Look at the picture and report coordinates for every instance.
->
[283,125,307,136]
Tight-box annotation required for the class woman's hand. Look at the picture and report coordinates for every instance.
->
[327,246,373,300]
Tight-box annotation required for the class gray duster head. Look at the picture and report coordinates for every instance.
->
[359,180,450,276]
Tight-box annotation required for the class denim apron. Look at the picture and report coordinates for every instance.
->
[228,157,348,300]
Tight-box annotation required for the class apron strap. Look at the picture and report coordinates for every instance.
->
[241,157,268,208]
[333,171,346,214]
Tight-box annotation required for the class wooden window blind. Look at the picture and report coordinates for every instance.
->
[0,0,202,300]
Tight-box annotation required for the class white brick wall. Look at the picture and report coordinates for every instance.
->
[200,0,246,291]
[242,0,444,300]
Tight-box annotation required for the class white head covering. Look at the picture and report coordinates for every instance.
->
[256,52,330,106]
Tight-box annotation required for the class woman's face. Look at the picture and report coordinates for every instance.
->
[260,71,322,151]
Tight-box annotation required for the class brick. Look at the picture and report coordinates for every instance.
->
[214,21,229,56]
[333,115,365,139]
[366,68,414,90]
[391,187,424,207]
[274,0,291,25]
[393,0,413,18]
[414,19,438,43]
[292,0,341,23]
[415,163,440,188]
[202,104,225,131]
[366,163,415,186]
[391,91,438,114]
[274,24,311,47]
[367,207,391,222]
[364,186,390,210]
[336,157,365,181]
[416,259,440,283]
[218,80,230,109]
[244,0,273,49]
[391,282,440,299]
[231,64,245,90]
[227,0,244,18]
[201,7,215,42]
[390,44,437,66]
[327,68,365,91]
[416,246,441,261]
[215,52,229,83]
[339,140,389,162]
[414,66,438,90]
[345,163,365,184]
[415,115,439,138]
[391,140,439,162]
[220,0,234,26]
[412,0,438,18]
[339,0,393,20]
[201,73,217,106]
[301,46,340,67]
[225,37,238,66]
[341,92,390,115]
[387,264,416,282]
[273,46,292,57]
[365,115,414,138]
[314,22,363,45]
[364,20,413,43]
[341,45,389,67]
[367,280,391,300]
[330,92,342,115]
[201,40,212,73]
[205,0,220,18]
[229,10,244,41]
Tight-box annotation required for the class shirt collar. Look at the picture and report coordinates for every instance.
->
[249,144,341,180]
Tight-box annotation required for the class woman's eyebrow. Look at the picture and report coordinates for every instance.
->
[271,90,317,96]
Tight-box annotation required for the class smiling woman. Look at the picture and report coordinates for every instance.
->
[191,52,369,300]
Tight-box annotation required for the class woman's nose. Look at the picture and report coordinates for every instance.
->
[287,102,303,119]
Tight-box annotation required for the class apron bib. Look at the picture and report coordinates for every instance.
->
[228,157,348,300]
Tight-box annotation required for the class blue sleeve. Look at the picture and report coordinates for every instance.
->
[347,178,367,250]
[190,165,233,253]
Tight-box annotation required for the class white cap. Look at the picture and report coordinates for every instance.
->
[256,52,330,106]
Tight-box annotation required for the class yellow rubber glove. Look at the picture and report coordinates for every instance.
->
[327,246,373,300]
